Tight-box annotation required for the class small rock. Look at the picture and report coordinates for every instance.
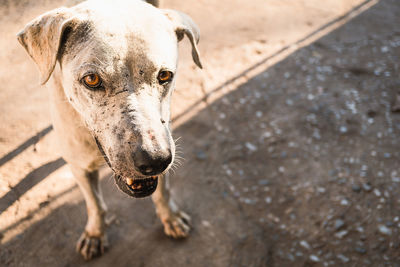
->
[340,199,350,206]
[355,247,367,254]
[295,251,303,257]
[335,230,348,239]
[300,240,311,250]
[195,150,207,161]
[356,226,364,233]
[362,183,373,192]
[258,179,269,186]
[245,142,257,152]
[352,184,361,193]
[381,46,389,53]
[337,254,350,263]
[373,189,381,197]
[378,225,392,236]
[385,221,394,227]
[309,255,320,262]
[392,177,400,182]
[334,219,346,230]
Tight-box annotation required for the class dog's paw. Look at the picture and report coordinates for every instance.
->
[76,231,108,260]
[161,210,191,238]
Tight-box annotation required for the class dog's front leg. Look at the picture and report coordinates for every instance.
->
[71,166,108,260]
[152,173,191,238]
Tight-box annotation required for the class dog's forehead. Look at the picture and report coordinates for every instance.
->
[73,0,177,69]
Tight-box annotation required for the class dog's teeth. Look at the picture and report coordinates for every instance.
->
[127,178,133,185]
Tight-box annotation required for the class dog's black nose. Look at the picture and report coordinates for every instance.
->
[133,149,172,176]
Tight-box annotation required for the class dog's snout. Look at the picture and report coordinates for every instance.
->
[133,149,172,176]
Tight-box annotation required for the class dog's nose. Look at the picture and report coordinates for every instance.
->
[133,149,172,176]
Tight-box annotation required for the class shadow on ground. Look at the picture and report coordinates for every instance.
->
[1,0,400,266]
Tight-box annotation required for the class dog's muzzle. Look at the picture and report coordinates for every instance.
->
[114,175,158,198]
[94,137,158,198]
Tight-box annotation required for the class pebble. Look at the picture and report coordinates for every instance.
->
[309,255,320,262]
[355,247,367,254]
[258,179,269,185]
[317,187,326,193]
[335,230,348,239]
[378,225,392,235]
[362,183,373,192]
[337,254,350,263]
[340,199,350,206]
[245,142,257,152]
[373,189,381,197]
[384,152,391,158]
[385,221,394,227]
[241,198,257,205]
[295,251,303,257]
[300,240,311,250]
[334,219,345,230]
[381,46,389,53]
[352,184,361,192]
[195,150,207,161]
[356,226,364,233]
[339,126,348,133]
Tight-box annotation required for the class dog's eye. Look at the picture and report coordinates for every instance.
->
[82,74,102,89]
[158,71,173,84]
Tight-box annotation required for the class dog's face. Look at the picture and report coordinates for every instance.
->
[17,0,202,198]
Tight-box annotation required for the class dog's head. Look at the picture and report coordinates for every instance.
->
[17,0,202,198]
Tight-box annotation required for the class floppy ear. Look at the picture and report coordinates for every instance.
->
[17,7,75,84]
[163,10,202,69]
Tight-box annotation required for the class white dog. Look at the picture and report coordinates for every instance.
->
[17,0,202,260]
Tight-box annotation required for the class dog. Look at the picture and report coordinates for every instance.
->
[17,0,202,260]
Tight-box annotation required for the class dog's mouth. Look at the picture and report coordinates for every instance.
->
[94,137,159,198]
[114,175,158,198]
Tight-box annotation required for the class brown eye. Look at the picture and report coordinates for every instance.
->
[82,74,102,88]
[158,70,173,84]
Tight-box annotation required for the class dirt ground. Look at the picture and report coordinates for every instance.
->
[1,0,400,266]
